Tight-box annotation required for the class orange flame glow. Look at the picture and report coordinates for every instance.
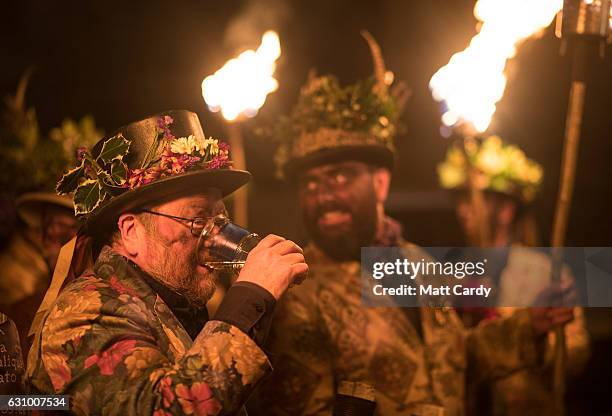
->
[202,31,281,121]
[430,0,562,133]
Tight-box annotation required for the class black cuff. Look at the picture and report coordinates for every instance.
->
[213,281,276,347]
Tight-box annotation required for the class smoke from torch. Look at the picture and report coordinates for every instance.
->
[429,0,563,134]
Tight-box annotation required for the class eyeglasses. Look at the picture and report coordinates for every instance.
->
[299,164,373,194]
[140,209,230,237]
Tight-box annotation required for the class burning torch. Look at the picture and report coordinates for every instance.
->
[202,31,281,227]
[551,1,611,413]
[429,0,564,246]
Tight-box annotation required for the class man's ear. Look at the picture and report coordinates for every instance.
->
[372,167,391,204]
[116,213,142,257]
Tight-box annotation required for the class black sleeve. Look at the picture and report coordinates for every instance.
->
[213,281,276,347]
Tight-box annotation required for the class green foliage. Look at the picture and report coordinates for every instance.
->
[73,180,102,216]
[274,74,401,148]
[98,134,130,164]
[55,162,85,195]
[56,134,131,216]
[110,159,128,186]
[0,77,103,197]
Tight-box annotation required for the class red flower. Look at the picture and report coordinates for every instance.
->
[83,283,97,291]
[76,146,88,161]
[159,377,175,408]
[84,339,137,375]
[175,382,221,415]
[219,142,230,153]
[142,166,163,185]
[153,410,173,416]
[206,155,231,170]
[127,169,145,189]
[156,116,175,141]
[126,166,163,189]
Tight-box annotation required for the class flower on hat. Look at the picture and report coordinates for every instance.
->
[170,135,200,155]
[437,135,543,203]
[57,115,232,217]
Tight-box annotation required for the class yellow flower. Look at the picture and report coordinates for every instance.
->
[525,163,543,185]
[170,137,192,154]
[170,135,202,155]
[203,138,219,156]
[124,347,165,379]
[437,162,466,189]
[476,144,506,176]
[440,135,543,201]
[447,147,466,167]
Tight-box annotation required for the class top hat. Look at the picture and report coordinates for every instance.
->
[57,110,250,234]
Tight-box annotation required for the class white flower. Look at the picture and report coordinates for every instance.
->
[192,135,208,153]
[170,135,205,155]
[203,138,219,156]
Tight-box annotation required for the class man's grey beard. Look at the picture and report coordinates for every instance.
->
[145,236,217,309]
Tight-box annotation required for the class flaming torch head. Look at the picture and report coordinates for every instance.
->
[429,0,563,135]
[202,31,281,122]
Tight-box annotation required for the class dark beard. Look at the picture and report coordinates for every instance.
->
[303,199,377,261]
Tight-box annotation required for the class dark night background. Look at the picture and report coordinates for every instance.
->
[2,0,611,413]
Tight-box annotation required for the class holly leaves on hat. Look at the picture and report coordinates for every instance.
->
[56,134,131,215]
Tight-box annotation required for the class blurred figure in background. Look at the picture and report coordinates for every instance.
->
[0,72,102,352]
[438,135,590,415]
[0,193,77,352]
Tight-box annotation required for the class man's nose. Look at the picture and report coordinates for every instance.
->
[315,186,335,205]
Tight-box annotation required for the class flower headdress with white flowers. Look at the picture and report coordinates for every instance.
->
[57,115,231,216]
[437,135,543,203]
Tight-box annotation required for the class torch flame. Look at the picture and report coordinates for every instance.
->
[430,0,562,133]
[202,31,281,121]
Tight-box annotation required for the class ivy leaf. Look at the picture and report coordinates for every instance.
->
[98,134,131,164]
[74,180,102,216]
[56,161,85,195]
[110,159,127,185]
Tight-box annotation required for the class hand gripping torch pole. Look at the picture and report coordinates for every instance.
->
[551,1,610,413]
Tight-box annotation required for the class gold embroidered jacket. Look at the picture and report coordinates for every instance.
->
[251,242,542,416]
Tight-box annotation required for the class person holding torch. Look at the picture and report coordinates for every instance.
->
[438,135,589,415]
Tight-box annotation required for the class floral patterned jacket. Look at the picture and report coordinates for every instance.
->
[26,247,271,415]
[250,241,541,416]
